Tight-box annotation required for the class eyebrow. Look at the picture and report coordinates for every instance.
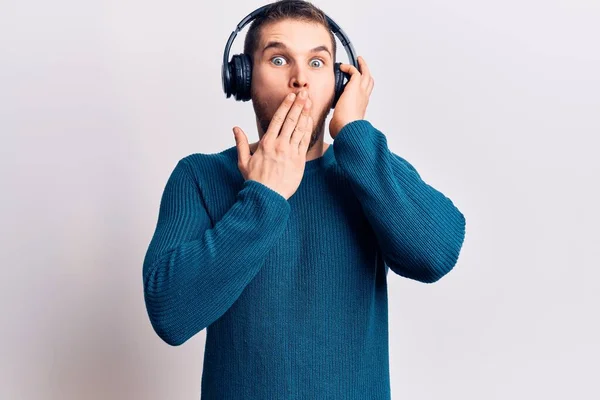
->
[261,41,332,59]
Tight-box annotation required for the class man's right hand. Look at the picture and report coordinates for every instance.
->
[233,90,314,200]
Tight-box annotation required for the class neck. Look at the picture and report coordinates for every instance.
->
[307,140,330,161]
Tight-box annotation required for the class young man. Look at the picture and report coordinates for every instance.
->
[142,1,466,398]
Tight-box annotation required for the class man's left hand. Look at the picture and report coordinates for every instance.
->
[329,56,375,140]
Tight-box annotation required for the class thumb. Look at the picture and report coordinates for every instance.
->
[233,126,250,168]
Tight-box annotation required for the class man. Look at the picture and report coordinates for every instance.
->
[142,1,466,398]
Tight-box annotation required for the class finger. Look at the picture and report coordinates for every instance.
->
[291,97,311,147]
[298,115,313,155]
[339,62,361,76]
[340,64,362,89]
[278,90,308,141]
[233,126,250,168]
[264,92,297,142]
[358,57,372,89]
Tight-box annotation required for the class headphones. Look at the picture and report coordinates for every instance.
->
[221,3,359,109]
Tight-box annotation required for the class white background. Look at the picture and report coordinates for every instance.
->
[2,0,599,398]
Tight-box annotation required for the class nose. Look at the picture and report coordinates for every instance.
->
[290,64,309,90]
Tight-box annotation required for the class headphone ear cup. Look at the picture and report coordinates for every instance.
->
[225,56,238,99]
[229,54,253,101]
[223,58,234,98]
[239,53,253,101]
[231,55,243,101]
[332,62,346,109]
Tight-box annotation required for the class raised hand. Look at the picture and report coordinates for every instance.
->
[329,56,374,139]
[233,90,314,200]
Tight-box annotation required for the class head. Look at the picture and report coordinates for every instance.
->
[243,0,337,151]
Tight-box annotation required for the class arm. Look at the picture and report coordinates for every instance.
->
[332,120,466,283]
[142,159,290,346]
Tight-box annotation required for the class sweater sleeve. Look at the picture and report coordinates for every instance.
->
[142,158,291,346]
[332,120,466,283]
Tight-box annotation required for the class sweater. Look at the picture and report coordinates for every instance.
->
[142,119,466,399]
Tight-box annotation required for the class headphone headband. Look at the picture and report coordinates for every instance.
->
[222,3,358,100]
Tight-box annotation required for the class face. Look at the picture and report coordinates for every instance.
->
[250,18,335,151]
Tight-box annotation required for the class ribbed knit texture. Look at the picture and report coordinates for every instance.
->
[142,119,466,399]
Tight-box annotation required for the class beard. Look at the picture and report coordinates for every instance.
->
[251,91,334,152]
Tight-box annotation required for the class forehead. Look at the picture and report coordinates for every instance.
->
[258,18,332,53]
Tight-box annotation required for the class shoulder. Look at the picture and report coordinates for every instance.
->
[177,145,239,182]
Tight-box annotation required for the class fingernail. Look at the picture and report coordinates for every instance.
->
[299,90,307,98]
[288,93,296,100]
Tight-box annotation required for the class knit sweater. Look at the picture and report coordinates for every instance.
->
[142,119,466,399]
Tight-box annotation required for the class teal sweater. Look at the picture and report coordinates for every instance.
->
[143,119,466,399]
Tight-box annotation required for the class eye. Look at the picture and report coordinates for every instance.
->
[269,56,326,68]
[270,56,287,66]
[310,59,324,68]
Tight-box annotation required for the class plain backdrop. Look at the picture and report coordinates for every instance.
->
[2,0,599,399]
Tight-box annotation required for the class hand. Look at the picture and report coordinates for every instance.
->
[233,90,314,200]
[329,56,374,139]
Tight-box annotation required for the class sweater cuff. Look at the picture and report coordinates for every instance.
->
[240,179,290,210]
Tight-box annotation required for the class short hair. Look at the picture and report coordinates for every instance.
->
[243,0,337,65]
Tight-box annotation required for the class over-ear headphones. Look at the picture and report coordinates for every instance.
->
[222,3,358,109]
